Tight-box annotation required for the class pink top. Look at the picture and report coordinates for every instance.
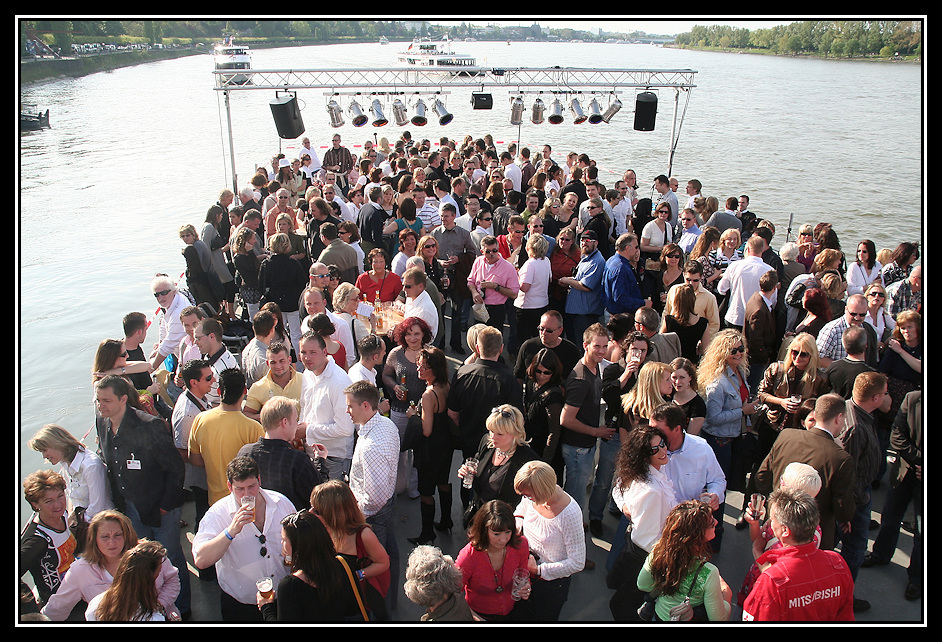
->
[40,555,180,621]
[455,537,530,617]
[467,255,520,305]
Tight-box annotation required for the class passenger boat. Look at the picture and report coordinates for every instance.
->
[20,109,50,131]
[213,37,253,85]
[397,36,482,76]
[379,36,390,45]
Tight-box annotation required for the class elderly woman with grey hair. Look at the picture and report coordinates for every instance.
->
[404,545,476,621]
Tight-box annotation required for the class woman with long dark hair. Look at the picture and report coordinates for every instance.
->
[406,347,456,544]
[847,239,882,296]
[523,349,565,481]
[86,540,172,621]
[880,241,920,288]
[256,509,364,621]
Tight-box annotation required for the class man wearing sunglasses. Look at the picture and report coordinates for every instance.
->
[149,274,188,371]
[816,294,880,368]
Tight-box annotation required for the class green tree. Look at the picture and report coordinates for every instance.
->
[290,20,311,38]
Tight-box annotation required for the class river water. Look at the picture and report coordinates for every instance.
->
[18,41,923,519]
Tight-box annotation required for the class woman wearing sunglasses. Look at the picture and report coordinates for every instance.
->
[523,349,566,482]
[607,424,678,620]
[737,332,827,528]
[696,329,759,552]
[863,282,896,352]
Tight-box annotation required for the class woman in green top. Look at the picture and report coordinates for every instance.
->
[637,500,732,621]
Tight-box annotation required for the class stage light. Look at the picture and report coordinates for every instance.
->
[370,98,388,127]
[432,98,453,125]
[570,97,587,124]
[392,99,409,126]
[548,98,564,124]
[531,98,545,124]
[326,99,344,128]
[411,98,427,126]
[347,99,368,127]
[601,96,623,123]
[510,95,525,125]
[587,98,604,124]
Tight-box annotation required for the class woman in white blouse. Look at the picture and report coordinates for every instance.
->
[605,425,678,620]
[512,461,585,622]
[846,239,883,296]
[28,424,113,536]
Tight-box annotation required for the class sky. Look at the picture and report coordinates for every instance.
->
[425,17,795,37]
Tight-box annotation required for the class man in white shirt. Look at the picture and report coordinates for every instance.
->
[298,137,322,174]
[300,286,355,370]
[716,235,775,330]
[652,174,679,227]
[345,380,400,613]
[413,186,441,231]
[149,274,189,371]
[192,456,296,622]
[500,151,522,192]
[298,331,355,481]
[241,310,277,390]
[402,268,439,342]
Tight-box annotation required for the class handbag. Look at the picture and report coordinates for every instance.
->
[472,301,490,322]
[336,555,373,622]
[400,405,424,452]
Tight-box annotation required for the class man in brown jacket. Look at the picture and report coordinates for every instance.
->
[743,269,779,393]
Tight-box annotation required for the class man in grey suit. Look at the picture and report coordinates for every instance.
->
[633,307,681,364]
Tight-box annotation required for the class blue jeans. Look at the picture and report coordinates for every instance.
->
[562,442,598,512]
[124,501,191,614]
[366,496,399,612]
[588,431,621,522]
[839,495,873,581]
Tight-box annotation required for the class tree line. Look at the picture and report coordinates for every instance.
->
[673,20,922,58]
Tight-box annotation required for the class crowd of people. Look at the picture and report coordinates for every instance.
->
[20,130,923,623]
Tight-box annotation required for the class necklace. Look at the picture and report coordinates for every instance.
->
[488,546,507,592]
[496,447,515,460]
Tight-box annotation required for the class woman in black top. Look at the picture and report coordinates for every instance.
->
[522,348,565,483]
[257,509,364,622]
[232,227,262,320]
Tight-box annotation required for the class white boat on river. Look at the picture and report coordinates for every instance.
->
[397,36,483,76]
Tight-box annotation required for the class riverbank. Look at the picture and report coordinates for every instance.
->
[19,47,203,85]
[665,44,920,64]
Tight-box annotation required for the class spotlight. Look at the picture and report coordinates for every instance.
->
[471,93,493,110]
[570,97,587,124]
[326,99,344,128]
[548,98,564,124]
[601,97,623,123]
[411,98,428,126]
[392,99,409,127]
[510,96,525,126]
[348,99,368,127]
[531,98,545,124]
[587,98,604,124]
[370,98,388,127]
[432,98,453,125]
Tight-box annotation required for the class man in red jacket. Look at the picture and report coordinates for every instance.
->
[742,487,854,622]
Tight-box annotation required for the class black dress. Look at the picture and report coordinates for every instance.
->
[414,388,455,494]
[663,314,709,363]
[523,381,565,480]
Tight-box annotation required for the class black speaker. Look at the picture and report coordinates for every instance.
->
[471,93,493,110]
[633,92,657,132]
[270,94,305,139]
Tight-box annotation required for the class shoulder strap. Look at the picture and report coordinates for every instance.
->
[684,559,709,598]
[336,555,369,621]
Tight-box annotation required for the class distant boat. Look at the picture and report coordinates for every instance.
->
[397,36,482,76]
[379,36,389,45]
[20,109,50,131]
[214,37,253,85]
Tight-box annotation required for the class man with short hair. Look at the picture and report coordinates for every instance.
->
[432,203,479,352]
[298,331,355,481]
[241,310,277,390]
[188,368,265,507]
[149,274,189,371]
[347,333,386,386]
[824,325,876,399]
[743,269,780,392]
[300,285,355,369]
[171,306,206,394]
[403,267,439,342]
[238,395,327,510]
[560,323,614,560]
[684,179,703,210]
[704,197,743,235]
[317,221,360,284]
[603,232,650,318]
[192,456,295,621]
[885,265,922,318]
[742,487,855,621]
[652,174,679,227]
[193,318,240,407]
[243,341,303,420]
[447,326,523,505]
[95,374,189,616]
[558,230,607,343]
[468,235,520,335]
[513,309,582,384]
[171,359,213,534]
[357,185,386,254]
[322,133,355,196]
[816,294,880,368]
[634,307,681,364]
[755,393,856,552]
[674,208,702,254]
[717,235,775,330]
[836,371,889,612]
[500,151,522,193]
[413,186,441,231]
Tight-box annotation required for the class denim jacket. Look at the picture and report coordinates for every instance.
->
[702,365,748,440]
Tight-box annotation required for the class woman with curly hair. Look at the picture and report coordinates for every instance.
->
[637,500,732,621]
[606,425,678,620]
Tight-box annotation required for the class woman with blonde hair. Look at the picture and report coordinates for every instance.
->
[332,282,373,348]
[86,540,171,621]
[512,460,585,621]
[42,510,180,621]
[689,226,722,293]
[736,332,827,528]
[457,405,538,529]
[637,500,732,621]
[29,424,112,544]
[621,361,674,434]
[309,480,391,621]
[697,329,758,551]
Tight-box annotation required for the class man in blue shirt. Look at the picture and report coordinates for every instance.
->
[559,230,607,343]
[603,232,652,319]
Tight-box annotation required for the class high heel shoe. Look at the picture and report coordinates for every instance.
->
[407,531,436,545]
[433,520,453,536]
